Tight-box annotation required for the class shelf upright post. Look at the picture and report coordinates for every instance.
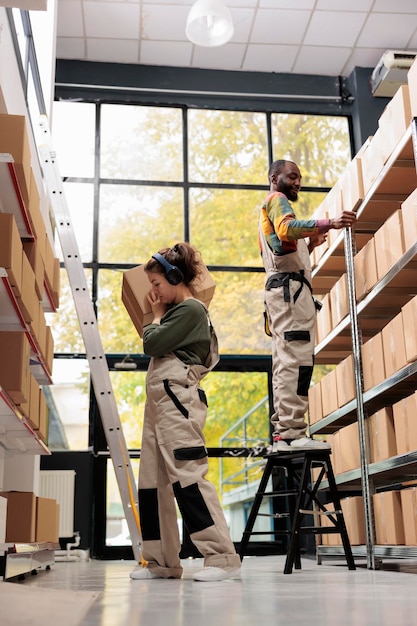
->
[36,116,142,563]
[344,226,376,570]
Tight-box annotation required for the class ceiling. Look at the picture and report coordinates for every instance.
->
[55,0,417,78]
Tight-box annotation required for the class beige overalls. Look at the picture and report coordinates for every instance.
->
[259,224,316,440]
[138,319,240,578]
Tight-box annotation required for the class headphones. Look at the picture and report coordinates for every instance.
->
[152,252,184,285]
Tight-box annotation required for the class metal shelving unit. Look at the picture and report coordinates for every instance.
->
[310,119,417,569]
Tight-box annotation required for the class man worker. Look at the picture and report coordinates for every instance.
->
[259,159,356,452]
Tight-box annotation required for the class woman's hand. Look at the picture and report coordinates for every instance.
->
[147,290,167,324]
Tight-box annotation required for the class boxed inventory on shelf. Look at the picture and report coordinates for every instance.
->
[329,273,349,328]
[373,491,405,545]
[381,312,407,379]
[378,84,412,161]
[0,494,7,543]
[354,237,378,302]
[400,488,417,545]
[122,261,216,338]
[339,155,365,213]
[392,392,417,455]
[368,407,397,463]
[337,421,360,473]
[341,497,366,545]
[374,209,406,281]
[2,491,59,543]
[0,212,23,296]
[0,331,30,404]
[335,354,355,408]
[0,113,31,206]
[308,380,322,425]
[401,294,417,363]
[401,188,417,253]
[18,251,37,324]
[361,332,386,392]
[320,368,338,417]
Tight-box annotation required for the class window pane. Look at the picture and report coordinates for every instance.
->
[100,105,183,181]
[52,101,95,178]
[271,114,351,186]
[209,271,270,354]
[99,184,184,264]
[46,268,92,353]
[188,109,268,185]
[190,188,263,266]
[45,357,90,451]
[63,182,94,262]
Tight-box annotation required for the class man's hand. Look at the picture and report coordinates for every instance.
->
[329,211,357,230]
[308,232,327,253]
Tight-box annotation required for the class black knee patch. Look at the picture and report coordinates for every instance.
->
[284,330,311,341]
[138,488,161,540]
[297,365,313,396]
[173,481,214,534]
[174,446,207,461]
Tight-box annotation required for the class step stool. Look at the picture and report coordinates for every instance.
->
[238,448,356,574]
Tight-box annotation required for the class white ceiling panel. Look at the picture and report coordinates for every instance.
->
[55,1,417,78]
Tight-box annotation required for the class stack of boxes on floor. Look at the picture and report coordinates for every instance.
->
[308,59,417,549]
[0,113,60,545]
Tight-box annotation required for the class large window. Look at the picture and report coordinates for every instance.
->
[49,98,352,550]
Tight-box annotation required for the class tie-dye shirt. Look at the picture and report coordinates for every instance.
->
[259,191,330,256]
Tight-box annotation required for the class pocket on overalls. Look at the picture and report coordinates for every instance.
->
[163,379,189,418]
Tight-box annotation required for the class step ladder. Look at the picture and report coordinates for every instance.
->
[239,449,355,574]
[36,115,142,563]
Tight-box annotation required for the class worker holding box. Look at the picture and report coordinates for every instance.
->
[259,160,356,452]
[130,242,241,583]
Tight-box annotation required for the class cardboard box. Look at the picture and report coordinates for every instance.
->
[335,354,355,408]
[381,312,407,379]
[0,495,7,543]
[122,261,216,337]
[402,295,417,363]
[0,331,30,404]
[329,273,349,328]
[374,209,406,281]
[17,251,37,325]
[360,130,385,196]
[341,497,366,545]
[407,56,417,118]
[36,497,59,543]
[369,407,397,463]
[378,85,412,161]
[0,213,23,296]
[340,156,364,212]
[308,382,322,425]
[400,488,417,545]
[338,421,360,472]
[354,237,378,302]
[23,241,45,301]
[3,491,37,543]
[361,332,385,392]
[320,368,339,417]
[0,114,31,206]
[18,371,40,429]
[401,188,417,253]
[373,491,405,545]
[36,387,49,444]
[315,294,332,345]
[392,392,417,455]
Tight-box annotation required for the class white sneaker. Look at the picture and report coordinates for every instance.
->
[290,437,331,450]
[267,437,290,454]
[192,567,241,582]
[129,567,162,580]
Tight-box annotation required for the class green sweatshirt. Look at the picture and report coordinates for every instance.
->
[143,298,211,365]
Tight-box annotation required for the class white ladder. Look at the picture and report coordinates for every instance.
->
[37,115,142,562]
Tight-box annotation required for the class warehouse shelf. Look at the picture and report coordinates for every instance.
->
[0,268,52,385]
[311,117,417,569]
[317,544,417,563]
[0,155,34,241]
[0,387,50,456]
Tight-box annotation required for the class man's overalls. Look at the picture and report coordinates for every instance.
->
[259,222,316,440]
[138,316,240,578]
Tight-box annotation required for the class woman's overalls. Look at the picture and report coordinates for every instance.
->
[259,220,316,440]
[138,318,240,578]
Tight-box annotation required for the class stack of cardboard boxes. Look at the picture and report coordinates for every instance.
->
[309,61,417,548]
[0,113,61,543]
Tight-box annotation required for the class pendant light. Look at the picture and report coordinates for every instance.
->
[186,0,234,47]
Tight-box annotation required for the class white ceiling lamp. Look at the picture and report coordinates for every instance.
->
[186,0,234,47]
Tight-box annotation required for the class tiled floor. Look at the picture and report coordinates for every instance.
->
[6,554,417,626]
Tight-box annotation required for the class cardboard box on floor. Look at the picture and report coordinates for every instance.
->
[122,262,216,338]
